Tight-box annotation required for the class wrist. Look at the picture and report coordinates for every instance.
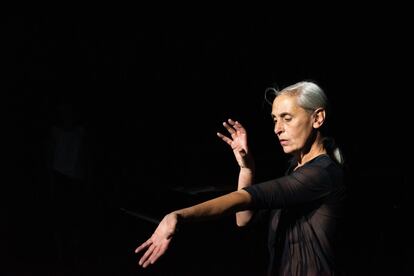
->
[171,210,185,226]
[240,155,255,169]
[240,167,255,174]
[239,163,255,171]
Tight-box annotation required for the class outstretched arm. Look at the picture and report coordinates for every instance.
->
[217,119,255,226]
[135,189,252,268]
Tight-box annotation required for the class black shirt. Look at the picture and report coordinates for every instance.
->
[244,154,346,276]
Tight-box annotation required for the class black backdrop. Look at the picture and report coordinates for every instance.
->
[3,8,412,275]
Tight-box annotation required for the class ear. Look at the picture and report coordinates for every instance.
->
[312,108,326,129]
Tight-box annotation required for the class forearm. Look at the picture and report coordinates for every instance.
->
[237,167,254,189]
[236,168,255,226]
[173,190,251,223]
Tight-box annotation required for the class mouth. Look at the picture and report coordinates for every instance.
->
[279,139,288,146]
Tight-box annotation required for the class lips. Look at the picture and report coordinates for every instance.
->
[279,139,288,146]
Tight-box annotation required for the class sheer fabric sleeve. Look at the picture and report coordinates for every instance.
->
[244,165,335,209]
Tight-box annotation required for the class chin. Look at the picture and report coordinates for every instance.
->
[283,145,299,155]
[282,147,293,154]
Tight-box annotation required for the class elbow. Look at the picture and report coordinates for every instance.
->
[235,213,251,227]
[233,190,253,227]
[236,220,248,227]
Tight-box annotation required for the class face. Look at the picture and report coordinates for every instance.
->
[271,94,316,154]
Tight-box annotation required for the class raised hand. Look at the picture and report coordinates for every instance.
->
[135,212,178,268]
[217,119,253,169]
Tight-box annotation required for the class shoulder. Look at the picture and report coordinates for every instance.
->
[293,155,344,186]
[307,155,343,174]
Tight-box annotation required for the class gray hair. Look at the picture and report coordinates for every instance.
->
[265,81,344,165]
[265,81,327,113]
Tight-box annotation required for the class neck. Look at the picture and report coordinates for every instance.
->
[295,132,326,167]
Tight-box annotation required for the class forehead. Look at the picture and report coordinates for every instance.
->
[271,94,302,116]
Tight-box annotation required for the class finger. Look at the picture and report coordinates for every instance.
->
[142,255,153,268]
[223,121,235,131]
[139,244,156,266]
[233,121,244,130]
[223,122,237,137]
[148,244,162,265]
[149,242,169,265]
[135,239,151,254]
[234,122,247,136]
[227,118,236,125]
[217,132,233,145]
[142,245,158,268]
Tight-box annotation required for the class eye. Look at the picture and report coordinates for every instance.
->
[284,117,292,122]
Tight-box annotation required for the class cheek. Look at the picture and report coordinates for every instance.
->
[290,124,312,145]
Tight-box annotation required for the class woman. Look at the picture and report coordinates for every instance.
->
[135,81,346,275]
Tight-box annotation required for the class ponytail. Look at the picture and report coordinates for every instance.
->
[322,137,344,165]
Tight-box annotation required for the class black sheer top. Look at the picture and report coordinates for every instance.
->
[244,154,346,276]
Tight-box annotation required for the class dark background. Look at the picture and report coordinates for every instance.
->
[2,7,412,276]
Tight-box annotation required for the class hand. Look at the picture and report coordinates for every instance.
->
[135,212,179,268]
[217,119,253,169]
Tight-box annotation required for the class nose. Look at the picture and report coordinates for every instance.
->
[274,121,283,136]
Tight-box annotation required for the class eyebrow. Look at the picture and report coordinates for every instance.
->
[272,112,292,119]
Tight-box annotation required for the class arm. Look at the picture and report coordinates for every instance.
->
[135,190,252,268]
[217,119,255,226]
